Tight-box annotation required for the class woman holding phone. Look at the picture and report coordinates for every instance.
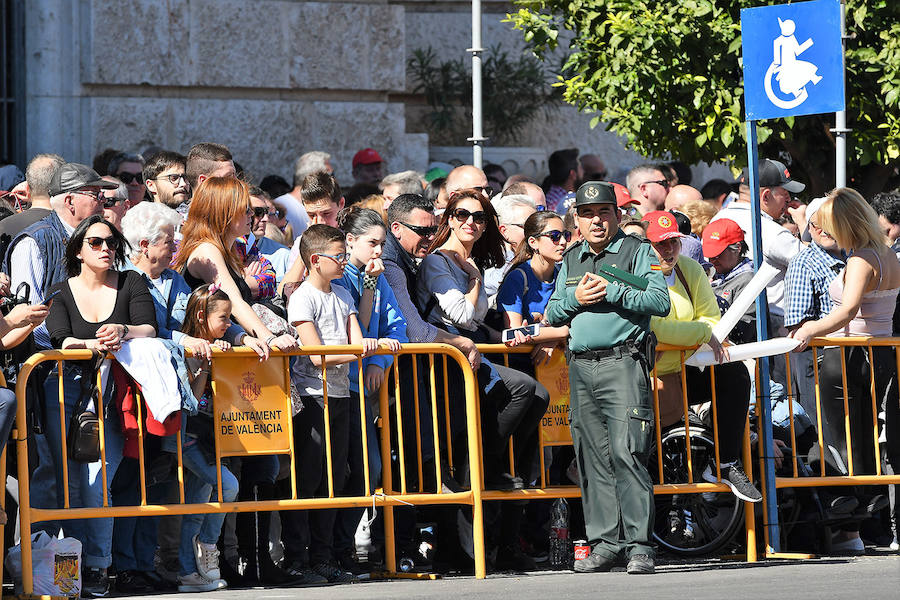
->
[497,211,570,367]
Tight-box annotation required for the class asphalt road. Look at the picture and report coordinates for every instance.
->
[154,553,899,600]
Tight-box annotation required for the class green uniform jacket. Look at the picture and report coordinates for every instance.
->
[546,231,671,352]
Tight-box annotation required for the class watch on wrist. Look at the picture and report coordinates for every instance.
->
[122,324,129,339]
[363,274,378,290]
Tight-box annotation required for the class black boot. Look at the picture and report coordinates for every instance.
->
[256,482,304,586]
[229,486,258,587]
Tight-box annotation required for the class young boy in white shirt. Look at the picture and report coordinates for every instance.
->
[281,224,377,583]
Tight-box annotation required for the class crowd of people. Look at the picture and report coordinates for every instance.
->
[0,144,897,595]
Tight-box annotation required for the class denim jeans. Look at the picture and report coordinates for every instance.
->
[111,458,165,572]
[35,365,125,569]
[0,387,17,457]
[178,439,238,576]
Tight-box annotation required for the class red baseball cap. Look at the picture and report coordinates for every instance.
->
[642,210,684,243]
[352,148,383,167]
[611,182,638,208]
[702,218,744,258]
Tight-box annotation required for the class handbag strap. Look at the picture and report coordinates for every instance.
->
[674,263,693,305]
[73,350,104,415]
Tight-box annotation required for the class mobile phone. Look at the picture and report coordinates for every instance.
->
[502,324,540,342]
[41,289,62,304]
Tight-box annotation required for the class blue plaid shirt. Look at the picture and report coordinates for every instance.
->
[783,241,845,328]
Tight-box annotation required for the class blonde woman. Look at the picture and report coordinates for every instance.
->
[789,187,900,554]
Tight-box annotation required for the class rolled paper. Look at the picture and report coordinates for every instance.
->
[711,261,780,343]
[683,337,802,368]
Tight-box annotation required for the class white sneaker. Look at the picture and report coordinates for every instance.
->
[192,535,222,580]
[177,572,227,593]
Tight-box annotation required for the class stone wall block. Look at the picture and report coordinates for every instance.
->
[286,3,404,91]
[87,0,191,85]
[189,0,291,87]
[85,97,426,184]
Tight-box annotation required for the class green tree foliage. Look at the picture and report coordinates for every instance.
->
[506,1,900,196]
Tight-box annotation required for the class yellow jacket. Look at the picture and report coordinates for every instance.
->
[651,255,721,375]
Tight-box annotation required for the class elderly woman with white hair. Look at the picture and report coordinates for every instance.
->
[118,202,266,590]
[120,202,264,358]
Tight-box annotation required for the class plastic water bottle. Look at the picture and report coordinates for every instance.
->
[549,498,570,570]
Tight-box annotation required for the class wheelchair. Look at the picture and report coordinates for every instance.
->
[648,419,746,557]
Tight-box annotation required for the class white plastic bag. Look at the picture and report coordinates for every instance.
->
[6,531,82,597]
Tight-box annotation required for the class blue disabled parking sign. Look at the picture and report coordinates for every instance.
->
[742,0,844,120]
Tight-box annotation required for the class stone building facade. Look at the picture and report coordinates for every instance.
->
[21,0,726,185]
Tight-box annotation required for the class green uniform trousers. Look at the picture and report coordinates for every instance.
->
[568,352,655,559]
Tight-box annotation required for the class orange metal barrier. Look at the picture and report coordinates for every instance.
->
[753,336,900,557]
[9,336,899,593]
[11,344,484,594]
[482,343,758,561]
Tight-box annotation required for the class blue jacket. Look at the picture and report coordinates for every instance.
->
[335,262,408,393]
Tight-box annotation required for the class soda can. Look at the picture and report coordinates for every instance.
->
[573,540,590,561]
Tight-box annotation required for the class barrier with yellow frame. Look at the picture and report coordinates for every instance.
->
[753,336,900,558]
[483,343,759,560]
[10,344,485,596]
[7,337,900,595]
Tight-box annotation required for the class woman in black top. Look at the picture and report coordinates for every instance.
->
[43,215,157,588]
[47,215,157,349]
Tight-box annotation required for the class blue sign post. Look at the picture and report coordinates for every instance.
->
[740,0,845,556]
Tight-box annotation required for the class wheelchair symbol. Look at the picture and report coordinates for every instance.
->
[764,18,823,110]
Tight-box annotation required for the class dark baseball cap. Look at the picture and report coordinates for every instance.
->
[49,163,118,196]
[574,181,616,207]
[738,158,805,193]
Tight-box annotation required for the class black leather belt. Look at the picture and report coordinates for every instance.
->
[571,340,640,361]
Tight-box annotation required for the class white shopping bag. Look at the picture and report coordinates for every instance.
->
[6,531,82,597]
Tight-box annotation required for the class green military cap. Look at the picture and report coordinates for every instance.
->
[574,181,616,207]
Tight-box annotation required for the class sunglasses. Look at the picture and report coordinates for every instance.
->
[536,229,572,244]
[117,172,144,185]
[535,205,547,212]
[400,222,438,237]
[315,252,349,264]
[102,196,126,209]
[153,173,187,185]
[84,236,119,251]
[450,208,487,225]
[251,206,274,219]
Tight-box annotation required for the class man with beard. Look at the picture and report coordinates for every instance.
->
[144,151,190,214]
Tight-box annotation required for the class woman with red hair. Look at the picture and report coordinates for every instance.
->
[173,177,297,354]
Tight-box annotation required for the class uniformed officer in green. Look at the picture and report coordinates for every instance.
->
[545,181,670,574]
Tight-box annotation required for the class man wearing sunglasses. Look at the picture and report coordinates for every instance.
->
[625,164,670,216]
[100,177,129,228]
[5,163,117,340]
[144,151,190,213]
[383,193,480,368]
[546,181,670,575]
[108,151,146,208]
